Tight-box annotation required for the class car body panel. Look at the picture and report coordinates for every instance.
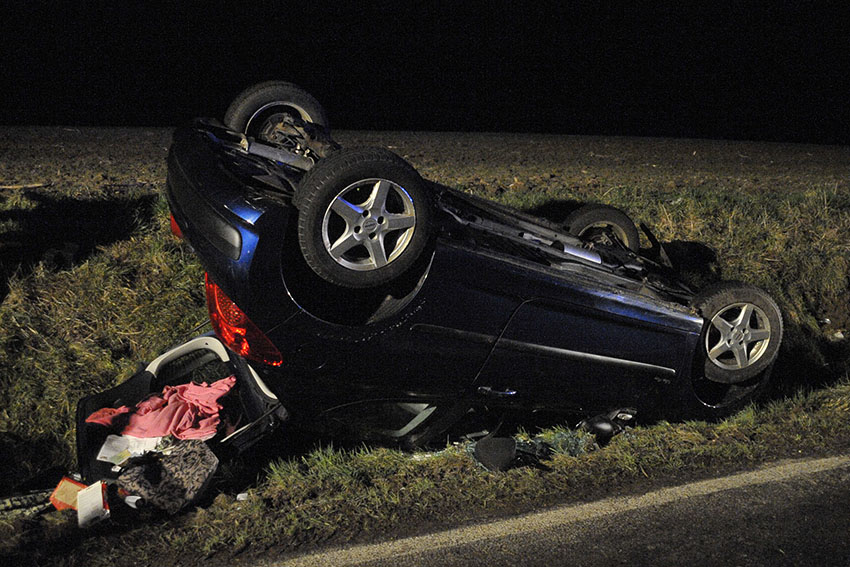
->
[478,296,700,411]
[166,120,708,426]
[264,243,524,404]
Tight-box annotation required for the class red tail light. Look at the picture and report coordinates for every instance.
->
[205,273,283,366]
[170,214,183,239]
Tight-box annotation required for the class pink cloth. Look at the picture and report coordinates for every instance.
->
[86,405,130,425]
[86,376,236,440]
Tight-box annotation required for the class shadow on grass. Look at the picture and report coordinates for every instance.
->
[0,433,70,496]
[525,199,584,224]
[771,327,850,397]
[0,189,159,301]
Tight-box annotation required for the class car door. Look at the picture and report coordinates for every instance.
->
[474,277,703,413]
[270,240,524,403]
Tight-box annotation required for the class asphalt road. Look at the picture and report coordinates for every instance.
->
[273,455,850,567]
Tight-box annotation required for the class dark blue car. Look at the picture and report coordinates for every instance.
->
[165,81,783,446]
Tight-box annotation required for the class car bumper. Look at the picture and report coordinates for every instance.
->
[166,123,298,330]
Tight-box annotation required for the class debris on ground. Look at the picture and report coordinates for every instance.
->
[468,408,636,472]
[68,335,284,522]
[49,476,86,511]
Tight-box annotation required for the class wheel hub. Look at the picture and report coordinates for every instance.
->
[322,178,417,271]
[705,301,771,378]
[361,217,379,234]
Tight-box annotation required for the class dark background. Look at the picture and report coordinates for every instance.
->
[2,3,848,144]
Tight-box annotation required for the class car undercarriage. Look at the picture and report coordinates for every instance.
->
[163,84,780,449]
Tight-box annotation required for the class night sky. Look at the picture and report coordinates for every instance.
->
[3,4,848,144]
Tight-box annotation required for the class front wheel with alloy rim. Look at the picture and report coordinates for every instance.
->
[296,147,433,288]
[685,282,783,417]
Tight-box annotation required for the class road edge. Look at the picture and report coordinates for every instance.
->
[273,454,850,566]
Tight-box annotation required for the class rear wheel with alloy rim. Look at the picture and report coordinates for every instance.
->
[296,147,433,288]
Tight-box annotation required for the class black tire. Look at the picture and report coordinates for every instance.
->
[683,281,783,417]
[296,147,433,288]
[563,204,640,252]
[693,282,783,383]
[224,81,329,140]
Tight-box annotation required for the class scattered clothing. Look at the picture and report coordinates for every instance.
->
[117,440,219,514]
[85,405,130,425]
[95,434,162,466]
[85,376,236,440]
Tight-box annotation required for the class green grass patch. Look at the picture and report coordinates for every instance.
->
[5,380,848,566]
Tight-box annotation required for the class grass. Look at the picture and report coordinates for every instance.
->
[0,199,207,486]
[0,128,848,566]
[6,381,849,566]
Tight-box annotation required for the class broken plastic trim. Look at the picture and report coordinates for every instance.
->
[578,407,637,446]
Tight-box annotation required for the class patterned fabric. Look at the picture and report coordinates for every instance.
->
[117,440,219,514]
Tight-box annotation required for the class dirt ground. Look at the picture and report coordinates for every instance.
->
[2,126,847,194]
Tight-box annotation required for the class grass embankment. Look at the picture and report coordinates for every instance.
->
[0,128,848,566]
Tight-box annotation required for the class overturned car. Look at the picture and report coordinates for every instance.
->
[161,81,783,447]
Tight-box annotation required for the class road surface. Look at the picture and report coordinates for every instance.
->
[273,455,850,567]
